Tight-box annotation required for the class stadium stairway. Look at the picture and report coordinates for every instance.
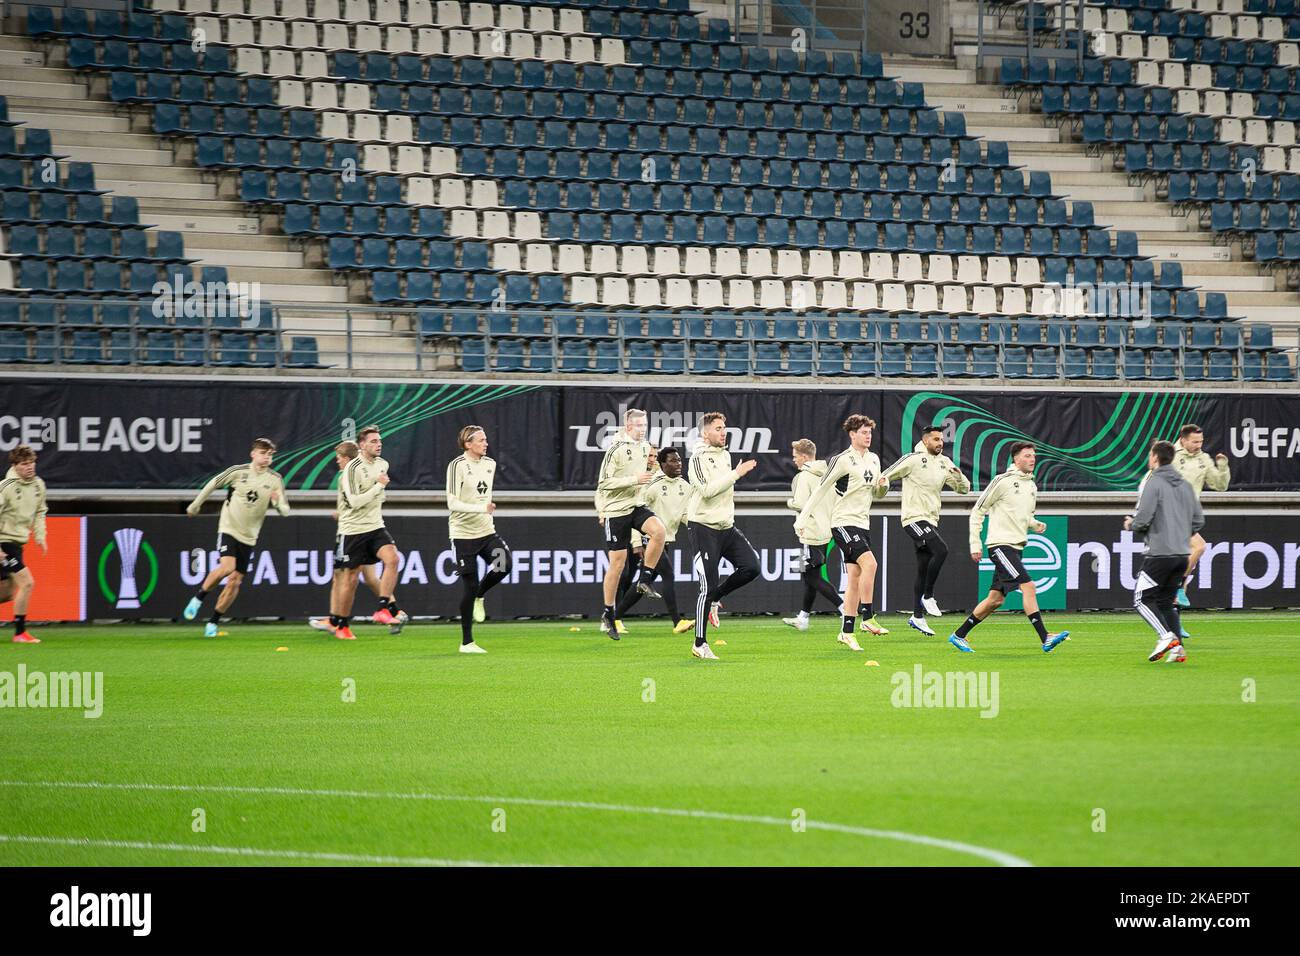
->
[0,26,419,369]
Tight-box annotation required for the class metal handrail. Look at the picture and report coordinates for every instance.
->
[0,294,1288,383]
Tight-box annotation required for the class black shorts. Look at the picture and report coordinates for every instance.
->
[988,545,1031,592]
[216,533,255,573]
[603,505,658,552]
[334,527,397,570]
[454,533,511,577]
[1,541,24,575]
[832,525,873,564]
[799,541,830,574]
[902,520,938,547]
[1135,554,1188,599]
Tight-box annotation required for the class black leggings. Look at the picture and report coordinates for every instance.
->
[800,544,841,613]
[909,525,949,615]
[614,549,681,620]
[689,524,760,643]
[456,535,513,644]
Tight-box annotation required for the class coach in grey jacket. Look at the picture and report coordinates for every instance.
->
[1125,441,1206,662]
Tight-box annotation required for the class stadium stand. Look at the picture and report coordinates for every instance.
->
[0,0,1293,379]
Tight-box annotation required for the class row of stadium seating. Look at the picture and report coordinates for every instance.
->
[0,225,190,261]
[0,332,323,369]
[417,311,1267,348]
[92,44,891,87]
[0,328,321,367]
[320,241,1186,287]
[1054,5,1300,37]
[67,36,881,77]
[251,181,1089,225]
[439,335,1290,379]
[2,191,145,225]
[30,3,727,44]
[2,261,252,295]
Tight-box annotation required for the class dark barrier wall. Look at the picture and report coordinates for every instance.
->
[85,512,1300,621]
[3,377,1298,491]
[0,379,561,490]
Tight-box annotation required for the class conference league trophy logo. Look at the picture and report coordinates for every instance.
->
[114,528,144,609]
[98,527,159,611]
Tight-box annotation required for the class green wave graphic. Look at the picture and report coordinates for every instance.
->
[269,383,539,489]
[899,391,1204,491]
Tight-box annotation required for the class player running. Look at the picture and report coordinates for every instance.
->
[950,441,1069,654]
[182,438,288,637]
[686,411,759,659]
[782,439,842,632]
[796,415,889,651]
[322,426,403,641]
[1171,424,1229,611]
[446,425,512,654]
[880,425,971,637]
[1125,440,1204,664]
[0,446,47,643]
[612,447,695,632]
[596,408,668,639]
[310,467,406,636]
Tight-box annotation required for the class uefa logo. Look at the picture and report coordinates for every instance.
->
[978,517,1069,610]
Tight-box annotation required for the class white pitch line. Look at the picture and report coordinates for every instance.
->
[0,780,1033,867]
[0,833,532,867]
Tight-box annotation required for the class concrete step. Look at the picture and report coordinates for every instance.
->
[207,265,339,287]
[1108,216,1189,232]
[0,64,76,84]
[55,144,174,165]
[40,129,168,150]
[885,65,977,84]
[147,213,263,235]
[962,111,1054,129]
[1008,151,1100,171]
[182,231,304,251]
[11,110,131,133]
[1137,242,1232,261]
[927,95,1020,114]
[0,34,38,52]
[0,48,42,68]
[1088,200,1183,220]
[1052,183,1147,201]
[279,316,398,336]
[92,162,206,183]
[2,94,123,116]
[188,247,306,269]
[1048,170,1141,187]
[919,80,1015,99]
[100,179,218,201]
[2,78,85,99]
[969,124,1060,143]
[136,197,254,217]
[1233,304,1300,323]
[1185,274,1276,292]
[258,283,350,303]
[1173,259,1279,276]
[1217,290,1300,306]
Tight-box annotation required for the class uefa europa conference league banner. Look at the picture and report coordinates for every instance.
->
[2,378,1299,491]
[85,513,1300,620]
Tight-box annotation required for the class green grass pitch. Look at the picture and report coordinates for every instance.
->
[1,612,1297,867]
